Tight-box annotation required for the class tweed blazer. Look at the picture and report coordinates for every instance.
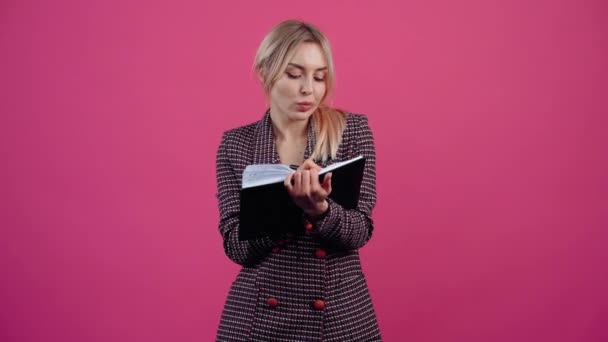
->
[215,110,381,341]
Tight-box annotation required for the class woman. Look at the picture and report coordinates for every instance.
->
[215,20,381,341]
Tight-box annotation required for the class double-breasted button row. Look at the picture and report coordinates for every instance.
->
[277,236,293,245]
[313,299,325,310]
[267,297,279,307]
[271,228,328,258]
[272,245,328,259]
[272,236,294,254]
[266,297,326,310]
[315,247,327,259]
[305,221,314,234]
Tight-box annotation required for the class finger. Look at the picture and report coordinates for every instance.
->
[294,171,302,191]
[301,170,311,197]
[310,168,321,196]
[312,169,330,201]
[322,172,333,195]
[300,159,321,171]
[284,172,295,192]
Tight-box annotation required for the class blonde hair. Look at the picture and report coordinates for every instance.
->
[254,20,346,162]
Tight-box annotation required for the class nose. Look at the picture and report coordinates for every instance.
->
[300,77,313,95]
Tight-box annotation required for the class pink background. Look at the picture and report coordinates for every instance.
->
[1,0,607,341]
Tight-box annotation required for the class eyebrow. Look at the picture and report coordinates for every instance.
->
[287,63,328,72]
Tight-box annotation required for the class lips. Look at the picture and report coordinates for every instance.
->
[296,102,313,111]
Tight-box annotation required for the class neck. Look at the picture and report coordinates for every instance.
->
[269,109,309,141]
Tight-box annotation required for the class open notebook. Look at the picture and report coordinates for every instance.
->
[238,156,365,240]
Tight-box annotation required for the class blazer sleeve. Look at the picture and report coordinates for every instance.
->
[307,114,378,250]
[215,131,276,266]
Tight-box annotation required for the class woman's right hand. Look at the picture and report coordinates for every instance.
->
[284,159,332,217]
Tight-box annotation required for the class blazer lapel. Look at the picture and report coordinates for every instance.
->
[304,116,319,165]
[252,110,280,165]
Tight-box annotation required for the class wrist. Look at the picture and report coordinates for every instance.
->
[305,200,329,219]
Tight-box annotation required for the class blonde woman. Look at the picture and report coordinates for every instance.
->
[215,20,381,341]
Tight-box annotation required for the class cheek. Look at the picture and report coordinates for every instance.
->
[315,84,327,97]
[270,81,294,102]
[278,82,299,101]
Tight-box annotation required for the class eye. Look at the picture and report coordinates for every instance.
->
[286,72,301,79]
[314,76,325,82]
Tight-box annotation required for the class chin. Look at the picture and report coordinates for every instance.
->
[288,109,315,121]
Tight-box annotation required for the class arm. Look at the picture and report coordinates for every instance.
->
[216,132,275,266]
[306,114,377,250]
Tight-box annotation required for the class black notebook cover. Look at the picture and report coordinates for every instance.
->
[238,157,366,240]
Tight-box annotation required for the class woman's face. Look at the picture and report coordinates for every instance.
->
[268,42,328,123]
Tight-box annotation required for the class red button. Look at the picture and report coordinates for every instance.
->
[315,248,327,259]
[272,246,280,254]
[267,297,279,307]
[305,222,313,231]
[313,299,325,310]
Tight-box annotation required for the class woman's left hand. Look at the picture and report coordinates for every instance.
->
[284,159,332,218]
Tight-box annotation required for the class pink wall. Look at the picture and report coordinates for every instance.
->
[1,0,606,341]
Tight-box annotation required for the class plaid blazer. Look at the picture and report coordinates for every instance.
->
[215,110,381,341]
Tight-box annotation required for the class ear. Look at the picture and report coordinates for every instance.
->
[256,69,265,84]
